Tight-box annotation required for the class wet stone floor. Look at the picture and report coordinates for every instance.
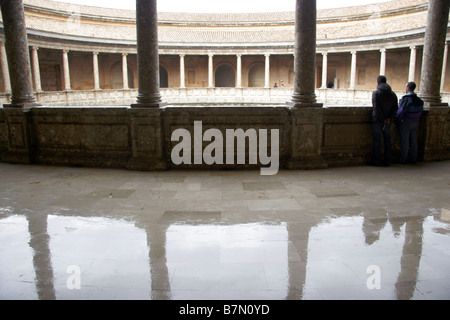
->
[0,161,449,300]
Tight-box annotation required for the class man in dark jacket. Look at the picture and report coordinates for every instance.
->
[371,75,398,166]
[396,82,424,164]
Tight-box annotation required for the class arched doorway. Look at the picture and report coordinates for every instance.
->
[248,63,265,87]
[215,64,235,88]
[160,66,168,88]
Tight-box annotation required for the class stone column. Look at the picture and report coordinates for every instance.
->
[441,42,448,93]
[350,51,357,90]
[208,54,214,88]
[0,0,40,107]
[290,0,321,106]
[420,0,450,106]
[409,46,417,82]
[93,52,100,90]
[31,47,42,92]
[122,53,129,90]
[236,54,242,88]
[379,49,386,76]
[0,42,11,93]
[62,50,71,91]
[321,52,328,89]
[180,54,186,88]
[265,54,270,88]
[132,0,164,108]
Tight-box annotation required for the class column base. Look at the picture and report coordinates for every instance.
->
[130,102,167,109]
[287,101,323,108]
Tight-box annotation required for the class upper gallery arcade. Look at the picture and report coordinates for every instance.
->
[0,0,449,106]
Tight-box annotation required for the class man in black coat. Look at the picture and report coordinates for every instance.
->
[371,75,398,166]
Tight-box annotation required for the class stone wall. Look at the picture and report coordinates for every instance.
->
[4,88,449,107]
[0,105,448,172]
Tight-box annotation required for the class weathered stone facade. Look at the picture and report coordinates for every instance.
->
[0,0,449,172]
[0,0,449,106]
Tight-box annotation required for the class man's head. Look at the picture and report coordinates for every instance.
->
[406,82,417,93]
[377,75,387,85]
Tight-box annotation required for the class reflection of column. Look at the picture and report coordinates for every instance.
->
[180,54,185,88]
[208,54,214,88]
[133,0,164,107]
[93,52,100,90]
[236,54,242,88]
[146,226,171,300]
[122,53,129,90]
[0,42,11,93]
[27,214,56,300]
[441,42,448,93]
[265,54,270,88]
[0,0,40,107]
[286,222,316,300]
[321,52,328,89]
[379,49,386,76]
[395,218,424,300]
[291,0,320,106]
[31,47,42,92]
[409,46,417,82]
[62,50,71,91]
[350,51,357,90]
[420,0,450,106]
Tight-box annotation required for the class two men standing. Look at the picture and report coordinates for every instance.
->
[371,76,424,166]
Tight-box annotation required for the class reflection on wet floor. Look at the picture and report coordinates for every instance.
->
[0,162,449,300]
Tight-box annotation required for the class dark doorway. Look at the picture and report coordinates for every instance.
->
[215,64,235,87]
[160,66,168,88]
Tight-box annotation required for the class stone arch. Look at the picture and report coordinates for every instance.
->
[215,64,235,88]
[248,63,265,87]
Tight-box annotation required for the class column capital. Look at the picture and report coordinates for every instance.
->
[379,48,386,53]
[31,46,39,51]
[321,51,328,56]
[63,49,69,53]
[122,53,128,57]
[93,51,99,55]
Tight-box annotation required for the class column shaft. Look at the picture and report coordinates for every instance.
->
[420,0,450,106]
[208,54,214,88]
[180,54,186,88]
[31,47,42,92]
[62,50,71,91]
[0,0,40,107]
[133,0,164,107]
[0,42,11,93]
[409,46,417,82]
[380,49,386,76]
[350,51,357,90]
[93,52,100,90]
[122,53,129,89]
[441,42,448,92]
[265,54,270,88]
[291,0,320,106]
[236,54,242,88]
[321,52,328,89]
